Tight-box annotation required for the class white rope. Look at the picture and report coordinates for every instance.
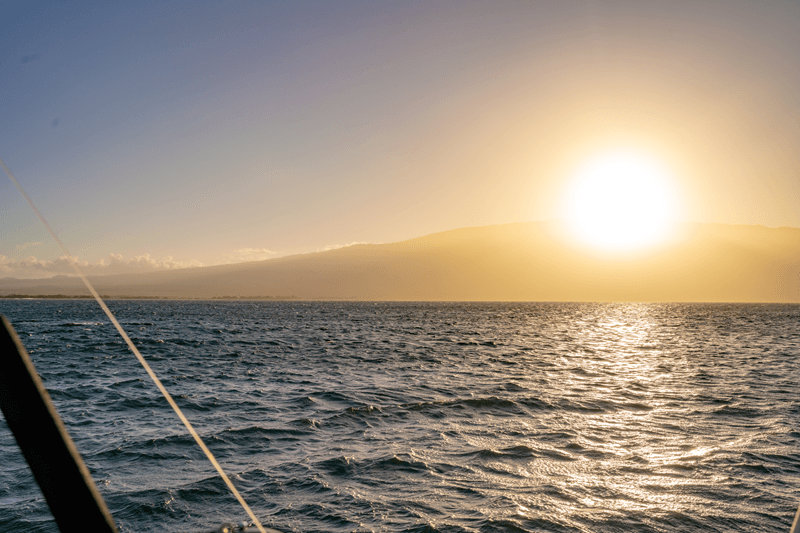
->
[1,157,268,533]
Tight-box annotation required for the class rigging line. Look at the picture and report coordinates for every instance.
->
[0,156,268,533]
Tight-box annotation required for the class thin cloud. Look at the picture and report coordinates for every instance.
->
[220,248,279,264]
[0,253,203,279]
[317,242,372,252]
[15,241,42,250]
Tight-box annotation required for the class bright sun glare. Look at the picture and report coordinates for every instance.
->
[565,152,678,249]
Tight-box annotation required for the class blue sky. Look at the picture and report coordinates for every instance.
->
[2,0,799,278]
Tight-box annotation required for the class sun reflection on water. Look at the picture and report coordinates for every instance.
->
[460,302,776,530]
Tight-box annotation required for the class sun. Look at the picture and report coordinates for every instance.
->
[564,152,678,249]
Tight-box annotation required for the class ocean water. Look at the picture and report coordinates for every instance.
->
[1,300,800,533]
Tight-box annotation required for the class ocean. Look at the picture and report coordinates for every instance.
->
[1,300,799,532]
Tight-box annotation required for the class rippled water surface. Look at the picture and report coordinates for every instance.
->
[2,300,800,532]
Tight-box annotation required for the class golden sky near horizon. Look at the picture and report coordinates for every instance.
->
[1,1,799,278]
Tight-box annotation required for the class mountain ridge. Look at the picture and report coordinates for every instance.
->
[2,220,799,302]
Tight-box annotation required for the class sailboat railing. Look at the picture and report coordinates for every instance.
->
[0,315,118,533]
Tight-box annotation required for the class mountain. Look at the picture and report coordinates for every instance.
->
[2,221,799,302]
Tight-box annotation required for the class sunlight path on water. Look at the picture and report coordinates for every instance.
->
[0,156,269,533]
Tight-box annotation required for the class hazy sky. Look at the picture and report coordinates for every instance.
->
[2,0,798,278]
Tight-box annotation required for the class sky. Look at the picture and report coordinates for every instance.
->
[1,0,799,279]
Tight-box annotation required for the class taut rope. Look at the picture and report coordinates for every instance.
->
[1,156,269,533]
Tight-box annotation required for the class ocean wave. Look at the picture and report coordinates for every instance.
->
[2,300,800,532]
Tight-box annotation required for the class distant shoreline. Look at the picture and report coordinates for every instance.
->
[0,294,299,300]
[2,295,800,305]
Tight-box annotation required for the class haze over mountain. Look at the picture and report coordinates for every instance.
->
[1,221,798,302]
